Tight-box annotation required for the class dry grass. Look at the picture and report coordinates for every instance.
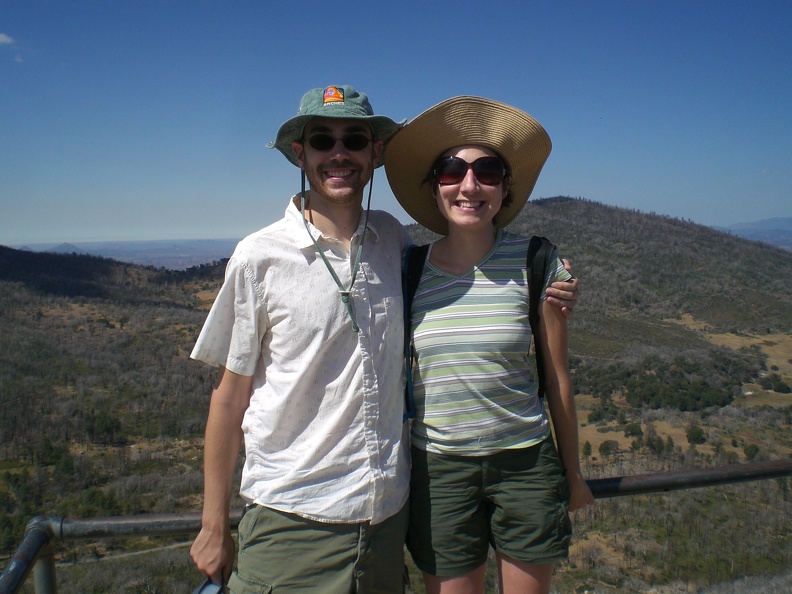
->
[576,315,792,463]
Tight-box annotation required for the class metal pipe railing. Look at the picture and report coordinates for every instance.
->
[587,457,792,498]
[1,459,791,594]
[0,511,243,594]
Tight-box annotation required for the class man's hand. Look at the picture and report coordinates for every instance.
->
[191,524,235,586]
[191,367,251,587]
[545,258,580,319]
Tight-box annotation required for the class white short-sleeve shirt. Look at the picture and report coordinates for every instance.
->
[191,196,412,524]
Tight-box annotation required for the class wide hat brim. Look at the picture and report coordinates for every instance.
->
[384,96,551,235]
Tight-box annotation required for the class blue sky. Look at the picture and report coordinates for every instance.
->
[1,0,791,245]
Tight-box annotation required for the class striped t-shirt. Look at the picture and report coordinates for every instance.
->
[410,230,572,455]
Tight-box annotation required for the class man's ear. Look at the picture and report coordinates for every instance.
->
[292,140,305,169]
[371,139,383,164]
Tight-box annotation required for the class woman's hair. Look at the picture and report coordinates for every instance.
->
[424,151,514,208]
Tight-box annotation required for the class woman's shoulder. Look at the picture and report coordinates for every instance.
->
[493,230,532,257]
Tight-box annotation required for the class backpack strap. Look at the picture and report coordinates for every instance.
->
[527,236,556,399]
[401,244,429,421]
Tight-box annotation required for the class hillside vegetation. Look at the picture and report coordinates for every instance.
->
[1,198,790,593]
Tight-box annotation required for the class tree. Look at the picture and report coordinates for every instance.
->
[743,443,760,461]
[686,425,706,445]
[599,440,620,457]
[624,423,643,438]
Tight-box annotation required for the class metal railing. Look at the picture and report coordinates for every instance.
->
[1,458,791,594]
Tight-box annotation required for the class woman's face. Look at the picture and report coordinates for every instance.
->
[433,145,509,233]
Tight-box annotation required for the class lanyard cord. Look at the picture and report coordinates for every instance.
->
[299,171,373,333]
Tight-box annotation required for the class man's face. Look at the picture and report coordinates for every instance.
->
[292,118,382,207]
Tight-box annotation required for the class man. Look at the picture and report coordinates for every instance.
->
[189,85,579,593]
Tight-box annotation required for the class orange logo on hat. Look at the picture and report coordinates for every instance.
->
[323,86,345,104]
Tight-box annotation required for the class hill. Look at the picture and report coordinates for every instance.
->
[412,196,792,335]
[0,198,790,592]
[0,244,225,304]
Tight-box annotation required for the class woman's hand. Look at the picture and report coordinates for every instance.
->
[566,469,595,512]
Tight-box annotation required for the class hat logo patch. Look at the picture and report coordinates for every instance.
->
[323,86,345,104]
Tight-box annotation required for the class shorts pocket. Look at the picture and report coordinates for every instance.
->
[536,439,567,496]
[227,571,273,594]
[236,505,262,551]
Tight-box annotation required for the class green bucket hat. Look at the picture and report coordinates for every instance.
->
[267,85,405,168]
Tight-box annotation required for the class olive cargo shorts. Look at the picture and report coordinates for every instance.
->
[228,503,409,593]
[406,439,571,576]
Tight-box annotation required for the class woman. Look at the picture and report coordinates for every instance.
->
[385,97,594,594]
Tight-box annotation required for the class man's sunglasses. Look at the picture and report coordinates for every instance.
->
[434,156,507,186]
[304,133,372,152]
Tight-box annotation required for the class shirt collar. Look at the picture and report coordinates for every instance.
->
[285,194,380,249]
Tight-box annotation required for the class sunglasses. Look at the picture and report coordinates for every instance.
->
[305,133,372,152]
[434,156,507,186]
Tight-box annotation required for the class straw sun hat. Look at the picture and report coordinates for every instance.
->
[384,96,551,235]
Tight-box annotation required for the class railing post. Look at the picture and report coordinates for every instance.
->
[0,518,59,594]
[32,540,56,594]
[28,517,60,594]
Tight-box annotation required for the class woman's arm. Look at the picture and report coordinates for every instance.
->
[538,300,594,511]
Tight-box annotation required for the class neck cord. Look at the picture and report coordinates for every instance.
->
[299,172,373,333]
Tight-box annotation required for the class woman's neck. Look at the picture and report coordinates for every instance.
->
[430,225,499,275]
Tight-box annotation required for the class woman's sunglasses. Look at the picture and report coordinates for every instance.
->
[304,133,372,152]
[433,156,507,186]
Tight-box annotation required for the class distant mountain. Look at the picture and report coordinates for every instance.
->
[728,217,792,232]
[48,242,86,254]
[713,217,792,251]
[14,238,238,269]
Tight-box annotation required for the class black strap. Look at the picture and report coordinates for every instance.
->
[526,236,556,399]
[400,236,554,420]
[401,244,429,421]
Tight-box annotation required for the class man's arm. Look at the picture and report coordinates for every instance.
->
[545,258,580,318]
[190,367,253,585]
